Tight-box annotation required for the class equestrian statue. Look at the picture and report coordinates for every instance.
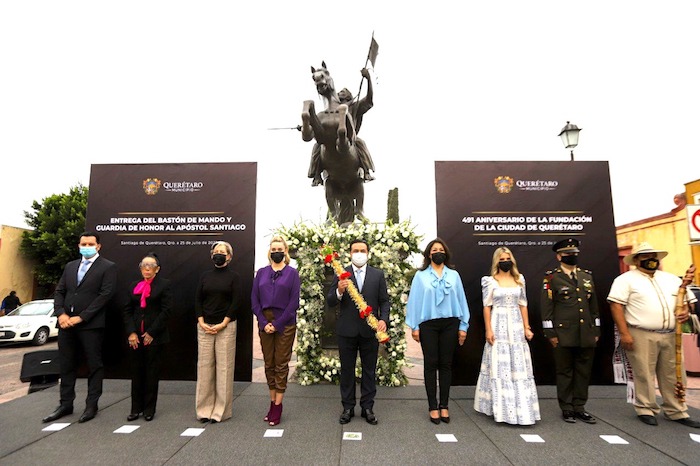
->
[302,62,376,225]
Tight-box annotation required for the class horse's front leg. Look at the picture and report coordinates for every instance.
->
[353,181,365,221]
[301,100,320,142]
[336,104,350,152]
[325,182,339,222]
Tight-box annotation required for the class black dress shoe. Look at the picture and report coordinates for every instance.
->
[42,405,73,423]
[674,417,700,428]
[361,408,378,425]
[78,409,97,423]
[144,414,154,422]
[638,415,658,426]
[562,411,576,423]
[574,411,596,424]
[127,413,140,422]
[339,408,355,424]
[199,418,210,424]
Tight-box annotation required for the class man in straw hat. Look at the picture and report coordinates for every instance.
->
[541,238,600,424]
[608,242,700,427]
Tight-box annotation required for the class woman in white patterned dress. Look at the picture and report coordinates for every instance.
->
[474,247,540,425]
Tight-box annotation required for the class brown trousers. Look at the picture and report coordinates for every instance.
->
[626,326,688,420]
[195,321,236,422]
[259,309,296,392]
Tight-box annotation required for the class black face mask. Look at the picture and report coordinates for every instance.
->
[431,252,446,265]
[212,253,227,266]
[498,260,513,272]
[639,258,659,271]
[270,251,285,264]
[561,255,578,266]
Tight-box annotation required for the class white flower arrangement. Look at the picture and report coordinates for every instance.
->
[277,220,421,386]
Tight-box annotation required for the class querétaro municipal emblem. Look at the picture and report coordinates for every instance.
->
[494,176,514,194]
[143,178,161,195]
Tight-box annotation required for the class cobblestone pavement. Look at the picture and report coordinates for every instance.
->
[0,340,58,404]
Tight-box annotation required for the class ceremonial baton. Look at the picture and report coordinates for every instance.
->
[675,264,696,402]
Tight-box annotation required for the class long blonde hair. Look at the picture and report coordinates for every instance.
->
[268,236,291,265]
[490,247,524,286]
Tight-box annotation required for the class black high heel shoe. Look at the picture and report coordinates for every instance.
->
[439,406,450,424]
[429,410,441,425]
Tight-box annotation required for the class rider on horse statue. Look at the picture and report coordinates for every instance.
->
[307,67,376,187]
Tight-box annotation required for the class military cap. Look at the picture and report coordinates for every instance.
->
[552,238,580,253]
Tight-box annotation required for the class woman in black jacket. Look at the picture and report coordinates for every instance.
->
[123,252,173,422]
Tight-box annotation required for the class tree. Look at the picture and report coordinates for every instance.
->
[20,184,88,293]
[386,187,399,224]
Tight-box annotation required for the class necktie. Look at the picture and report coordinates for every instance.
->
[570,272,576,281]
[77,260,90,283]
[356,269,364,292]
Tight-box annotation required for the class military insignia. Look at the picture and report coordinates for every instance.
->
[143,178,161,195]
[583,279,592,290]
[493,176,514,194]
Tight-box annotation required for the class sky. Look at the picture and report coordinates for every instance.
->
[2,1,699,269]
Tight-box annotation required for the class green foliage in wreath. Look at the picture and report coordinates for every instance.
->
[277,220,421,386]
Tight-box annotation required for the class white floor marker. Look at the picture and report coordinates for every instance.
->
[114,425,140,434]
[264,429,284,438]
[436,434,458,442]
[181,427,205,437]
[600,435,629,445]
[42,423,70,432]
[520,434,545,443]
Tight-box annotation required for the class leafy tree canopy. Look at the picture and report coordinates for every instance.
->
[20,184,88,288]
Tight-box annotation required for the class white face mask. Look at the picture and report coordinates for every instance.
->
[351,252,368,268]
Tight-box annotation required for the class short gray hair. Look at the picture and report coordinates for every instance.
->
[210,241,233,256]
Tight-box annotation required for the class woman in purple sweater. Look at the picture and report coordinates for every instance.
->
[251,236,300,426]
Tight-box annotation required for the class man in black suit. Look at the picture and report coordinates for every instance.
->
[327,238,390,425]
[43,231,117,424]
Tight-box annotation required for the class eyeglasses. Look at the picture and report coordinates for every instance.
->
[139,262,159,270]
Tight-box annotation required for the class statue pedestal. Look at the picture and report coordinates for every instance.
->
[321,267,339,349]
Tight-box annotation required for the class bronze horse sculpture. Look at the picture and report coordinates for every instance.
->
[301,62,364,225]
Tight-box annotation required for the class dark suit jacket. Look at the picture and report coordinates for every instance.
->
[327,265,390,338]
[54,255,118,330]
[540,266,600,347]
[123,276,173,344]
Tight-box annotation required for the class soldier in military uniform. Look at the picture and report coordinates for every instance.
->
[541,238,600,424]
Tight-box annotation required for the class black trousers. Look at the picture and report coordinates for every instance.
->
[129,342,164,416]
[338,334,379,410]
[553,346,595,412]
[58,327,104,408]
[419,317,459,411]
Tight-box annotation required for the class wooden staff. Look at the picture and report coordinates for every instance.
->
[675,265,696,401]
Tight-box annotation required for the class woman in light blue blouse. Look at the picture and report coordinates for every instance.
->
[406,238,470,424]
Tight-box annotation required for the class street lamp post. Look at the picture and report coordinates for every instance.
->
[558,121,581,161]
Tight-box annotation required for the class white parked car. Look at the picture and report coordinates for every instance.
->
[0,299,58,346]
